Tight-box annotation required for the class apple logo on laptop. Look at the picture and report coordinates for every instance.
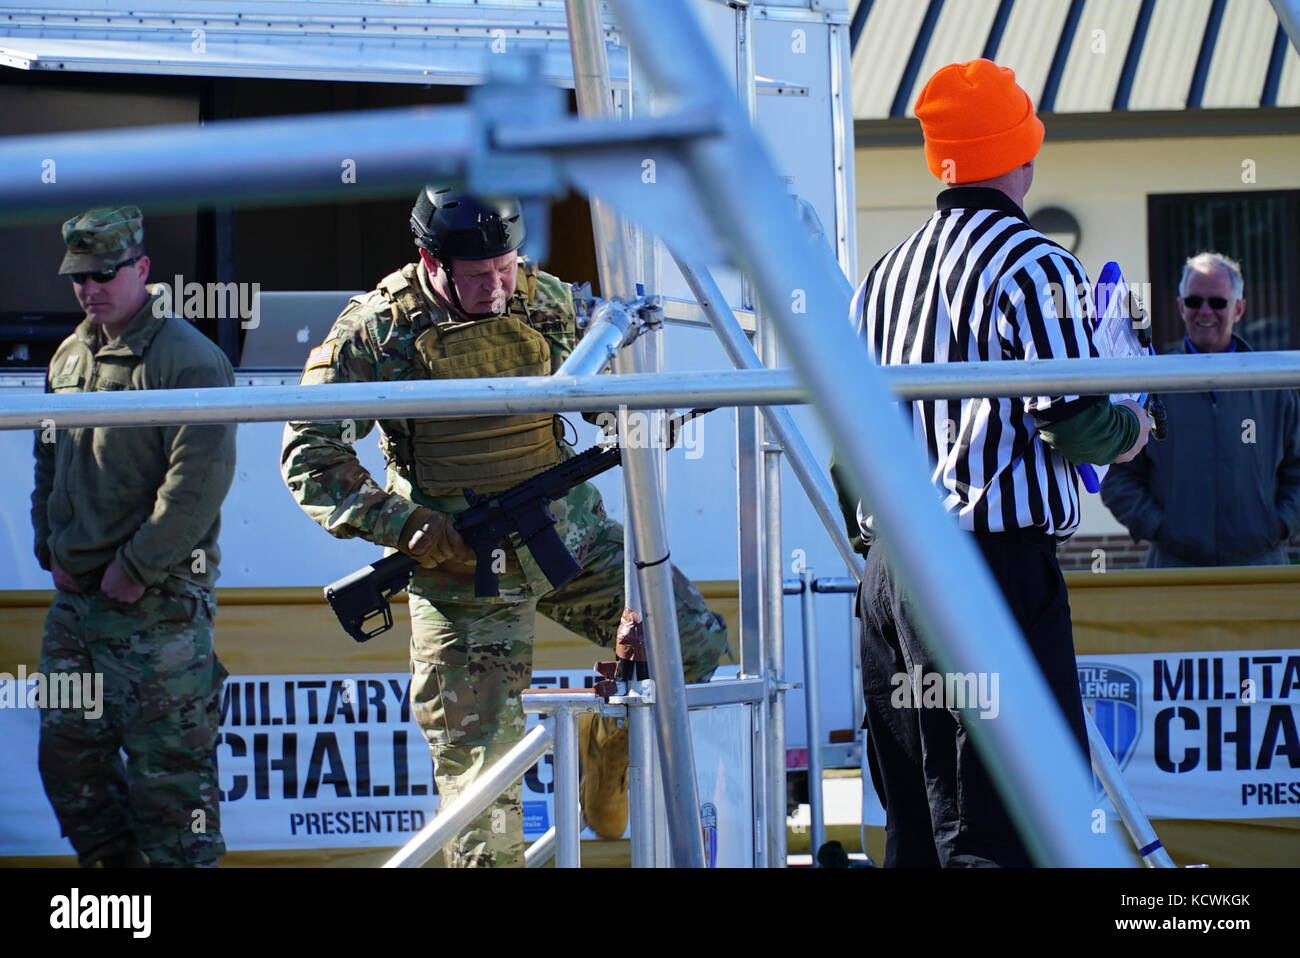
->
[296,326,311,343]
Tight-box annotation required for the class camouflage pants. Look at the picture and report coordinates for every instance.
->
[38,583,228,867]
[407,502,729,868]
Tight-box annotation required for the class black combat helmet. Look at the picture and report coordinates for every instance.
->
[410,187,525,261]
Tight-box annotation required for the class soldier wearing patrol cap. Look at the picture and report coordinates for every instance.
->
[32,206,236,866]
[281,187,729,867]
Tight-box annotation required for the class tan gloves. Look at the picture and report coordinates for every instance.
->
[399,507,475,569]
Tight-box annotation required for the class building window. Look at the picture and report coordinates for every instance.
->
[1147,190,1299,353]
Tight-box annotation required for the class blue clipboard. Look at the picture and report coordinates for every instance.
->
[1077,262,1151,494]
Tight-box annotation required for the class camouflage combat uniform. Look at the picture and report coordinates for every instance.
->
[32,208,236,867]
[282,260,729,867]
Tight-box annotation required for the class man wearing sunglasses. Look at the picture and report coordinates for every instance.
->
[31,205,236,866]
[1102,251,1300,567]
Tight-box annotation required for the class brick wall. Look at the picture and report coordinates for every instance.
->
[1058,534,1147,572]
[1059,534,1300,571]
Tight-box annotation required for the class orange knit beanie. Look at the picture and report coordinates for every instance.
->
[914,59,1044,184]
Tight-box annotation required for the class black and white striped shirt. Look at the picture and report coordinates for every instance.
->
[854,187,1101,538]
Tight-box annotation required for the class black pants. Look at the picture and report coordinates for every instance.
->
[858,533,1089,867]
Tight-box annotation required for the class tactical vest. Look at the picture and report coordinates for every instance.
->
[377,263,563,496]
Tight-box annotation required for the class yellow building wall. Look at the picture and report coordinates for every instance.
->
[854,133,1300,284]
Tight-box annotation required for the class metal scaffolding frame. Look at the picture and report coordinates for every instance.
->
[6,0,1300,867]
[564,0,705,867]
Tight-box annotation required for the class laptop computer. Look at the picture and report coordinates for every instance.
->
[239,290,362,369]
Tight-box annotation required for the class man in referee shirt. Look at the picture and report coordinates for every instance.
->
[846,60,1151,867]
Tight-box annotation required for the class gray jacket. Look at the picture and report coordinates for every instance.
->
[32,291,236,590]
[1100,336,1300,566]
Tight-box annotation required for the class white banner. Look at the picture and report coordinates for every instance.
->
[215,672,435,850]
[1079,651,1300,820]
[0,684,62,856]
[1,668,753,862]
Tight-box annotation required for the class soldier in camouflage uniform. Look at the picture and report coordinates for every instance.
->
[282,188,729,867]
[31,206,236,867]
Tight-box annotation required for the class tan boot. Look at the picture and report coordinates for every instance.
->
[578,713,630,839]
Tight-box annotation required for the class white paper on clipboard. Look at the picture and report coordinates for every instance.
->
[1078,263,1150,493]
[1092,274,1146,407]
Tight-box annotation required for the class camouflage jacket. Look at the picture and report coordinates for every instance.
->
[281,260,592,600]
[32,291,237,591]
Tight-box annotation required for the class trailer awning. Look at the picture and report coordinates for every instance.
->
[0,0,628,86]
[850,0,1300,119]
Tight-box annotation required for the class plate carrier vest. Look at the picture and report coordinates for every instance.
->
[376,262,564,496]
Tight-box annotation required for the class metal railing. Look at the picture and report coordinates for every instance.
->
[384,723,555,868]
[384,675,766,868]
[8,352,1300,431]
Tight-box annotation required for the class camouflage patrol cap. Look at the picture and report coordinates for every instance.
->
[58,205,145,275]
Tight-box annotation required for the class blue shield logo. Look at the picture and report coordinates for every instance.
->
[1078,663,1141,798]
[700,802,718,868]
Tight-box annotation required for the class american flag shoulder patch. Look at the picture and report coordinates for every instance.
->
[304,341,336,371]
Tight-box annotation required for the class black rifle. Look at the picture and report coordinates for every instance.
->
[324,409,712,643]
[458,442,623,598]
[324,445,620,642]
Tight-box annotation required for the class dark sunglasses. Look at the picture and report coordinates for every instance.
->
[68,256,141,285]
[1182,295,1229,310]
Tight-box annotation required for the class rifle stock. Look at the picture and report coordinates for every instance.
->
[324,552,418,643]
